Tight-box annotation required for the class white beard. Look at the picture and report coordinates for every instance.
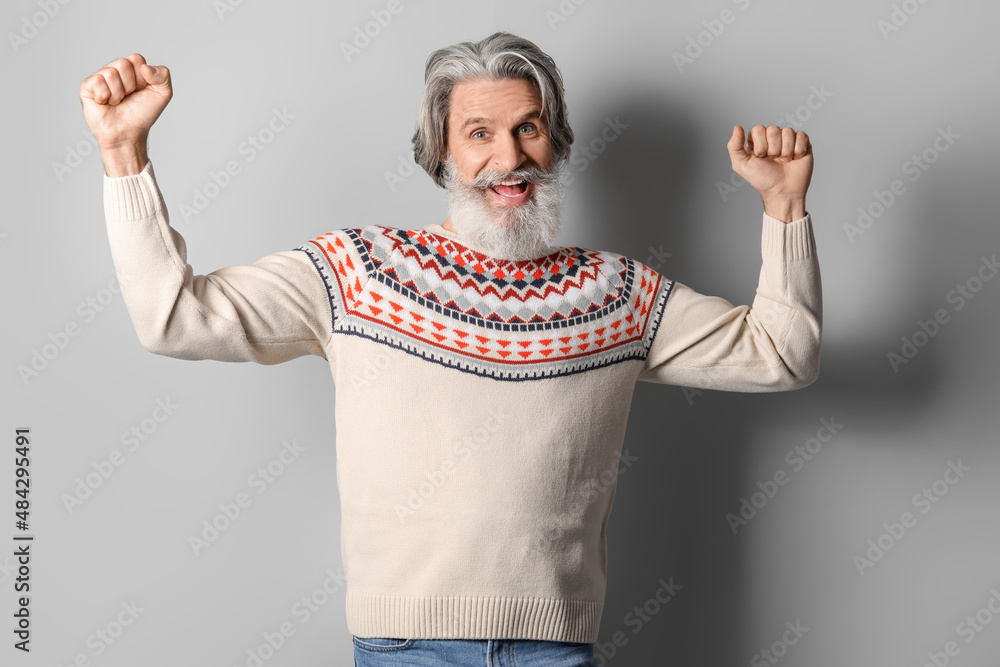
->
[443,157,565,261]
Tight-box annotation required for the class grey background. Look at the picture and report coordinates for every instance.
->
[2,0,998,665]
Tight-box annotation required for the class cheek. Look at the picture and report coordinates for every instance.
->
[457,151,491,179]
[527,140,554,168]
[531,153,553,172]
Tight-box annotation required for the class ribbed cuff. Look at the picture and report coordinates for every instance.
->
[103,160,160,222]
[762,211,815,261]
[346,590,603,642]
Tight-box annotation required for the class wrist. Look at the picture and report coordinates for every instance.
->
[761,194,806,223]
[99,140,149,177]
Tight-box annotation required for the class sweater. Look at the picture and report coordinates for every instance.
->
[103,160,821,643]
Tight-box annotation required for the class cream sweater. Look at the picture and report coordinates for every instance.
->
[103,160,821,643]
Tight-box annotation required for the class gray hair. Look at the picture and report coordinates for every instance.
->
[411,32,574,188]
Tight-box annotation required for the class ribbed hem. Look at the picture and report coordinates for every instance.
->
[103,160,160,221]
[762,211,815,261]
[346,591,603,642]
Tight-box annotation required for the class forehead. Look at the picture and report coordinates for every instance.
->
[448,78,543,128]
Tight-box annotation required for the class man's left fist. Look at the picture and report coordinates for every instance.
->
[727,125,813,221]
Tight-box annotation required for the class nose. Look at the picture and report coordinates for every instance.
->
[492,131,526,174]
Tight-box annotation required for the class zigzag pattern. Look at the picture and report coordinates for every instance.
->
[360,227,618,323]
[296,225,672,381]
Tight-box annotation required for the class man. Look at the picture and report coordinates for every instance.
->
[80,32,820,667]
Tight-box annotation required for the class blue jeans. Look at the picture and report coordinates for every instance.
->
[352,637,599,666]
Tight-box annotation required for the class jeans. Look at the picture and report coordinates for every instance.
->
[352,636,599,666]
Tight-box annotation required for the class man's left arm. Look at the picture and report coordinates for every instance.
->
[638,125,822,391]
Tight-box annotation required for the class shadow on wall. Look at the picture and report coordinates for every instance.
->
[574,92,943,665]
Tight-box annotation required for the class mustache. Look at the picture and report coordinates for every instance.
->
[443,156,565,261]
[467,164,560,190]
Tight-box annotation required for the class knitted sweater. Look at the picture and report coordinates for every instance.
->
[103,160,821,643]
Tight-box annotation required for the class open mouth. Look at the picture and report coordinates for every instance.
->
[490,178,529,198]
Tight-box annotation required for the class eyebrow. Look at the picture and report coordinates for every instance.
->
[460,110,543,131]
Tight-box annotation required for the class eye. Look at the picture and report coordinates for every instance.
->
[518,124,536,134]
[472,130,488,139]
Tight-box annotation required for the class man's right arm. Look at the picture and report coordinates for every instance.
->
[84,54,332,364]
[101,142,149,178]
[103,160,332,363]
[79,52,169,177]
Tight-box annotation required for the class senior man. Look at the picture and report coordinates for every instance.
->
[81,32,821,667]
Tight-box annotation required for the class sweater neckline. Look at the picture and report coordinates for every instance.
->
[420,222,561,264]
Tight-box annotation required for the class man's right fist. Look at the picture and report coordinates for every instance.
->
[79,53,172,151]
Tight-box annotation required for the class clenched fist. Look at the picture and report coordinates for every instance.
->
[727,125,813,222]
[79,53,172,176]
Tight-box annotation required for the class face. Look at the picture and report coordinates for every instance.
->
[444,77,554,209]
[440,78,564,261]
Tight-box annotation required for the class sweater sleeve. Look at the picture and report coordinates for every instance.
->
[102,160,332,364]
[638,212,822,391]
